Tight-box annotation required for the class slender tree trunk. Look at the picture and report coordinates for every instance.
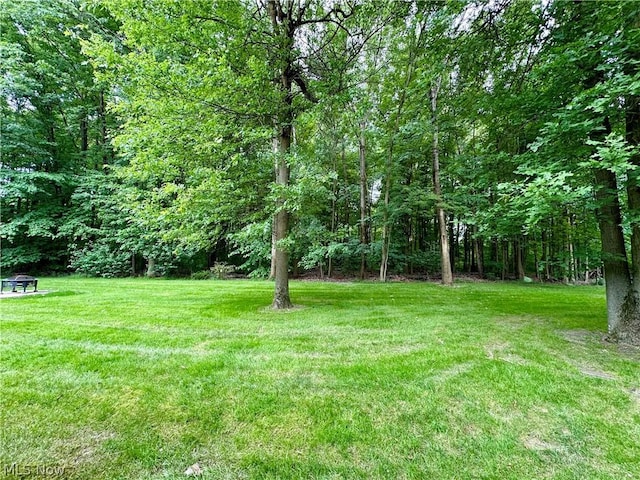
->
[568,215,577,284]
[269,138,278,280]
[585,253,590,284]
[359,119,369,280]
[270,223,277,280]
[450,215,457,272]
[543,228,551,281]
[464,228,470,273]
[98,91,109,168]
[328,182,336,279]
[380,179,391,282]
[533,235,540,282]
[80,117,88,154]
[431,77,453,286]
[474,226,484,278]
[501,241,507,281]
[515,238,525,281]
[379,22,426,282]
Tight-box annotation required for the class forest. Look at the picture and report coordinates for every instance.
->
[1,0,639,341]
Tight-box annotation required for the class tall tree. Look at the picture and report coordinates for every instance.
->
[430,75,453,285]
[93,0,388,307]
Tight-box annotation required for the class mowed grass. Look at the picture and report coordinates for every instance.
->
[1,278,639,479]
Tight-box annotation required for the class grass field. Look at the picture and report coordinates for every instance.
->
[1,278,639,479]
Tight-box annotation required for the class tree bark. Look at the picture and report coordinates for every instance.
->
[146,257,156,277]
[626,88,640,295]
[431,77,453,286]
[619,23,640,342]
[359,119,369,280]
[379,182,391,282]
[268,0,295,309]
[270,220,277,280]
[269,137,278,281]
[594,167,637,341]
[80,117,88,154]
[473,227,484,278]
[272,125,293,309]
[515,238,525,281]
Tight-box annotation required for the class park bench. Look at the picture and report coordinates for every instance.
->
[1,274,38,293]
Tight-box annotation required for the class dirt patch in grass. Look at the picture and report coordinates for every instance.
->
[485,342,531,366]
[522,435,564,452]
[558,329,598,345]
[259,304,307,314]
[614,341,640,360]
[560,329,640,360]
[433,361,476,381]
[578,367,617,381]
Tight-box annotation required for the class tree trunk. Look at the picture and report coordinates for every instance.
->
[98,91,109,168]
[515,238,525,281]
[568,216,577,284]
[626,89,640,295]
[542,228,551,281]
[619,31,640,342]
[474,226,484,278]
[272,126,293,309]
[379,23,425,282]
[270,220,277,280]
[431,77,453,286]
[379,184,391,282]
[146,257,156,277]
[268,0,295,309]
[359,119,369,280]
[80,117,88,154]
[594,167,637,342]
[269,137,278,281]
[464,227,470,273]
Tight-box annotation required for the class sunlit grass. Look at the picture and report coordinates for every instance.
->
[1,278,638,479]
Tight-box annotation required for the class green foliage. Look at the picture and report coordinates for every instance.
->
[0,0,116,273]
[229,221,272,277]
[68,242,132,278]
[4,0,639,287]
[210,262,235,280]
[190,270,212,280]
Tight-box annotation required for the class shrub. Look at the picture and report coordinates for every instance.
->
[190,270,212,280]
[210,262,235,280]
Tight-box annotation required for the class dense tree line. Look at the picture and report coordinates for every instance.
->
[1,0,638,341]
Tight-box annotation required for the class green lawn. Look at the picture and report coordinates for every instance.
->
[1,278,639,479]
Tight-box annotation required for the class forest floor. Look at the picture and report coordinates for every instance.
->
[1,278,638,479]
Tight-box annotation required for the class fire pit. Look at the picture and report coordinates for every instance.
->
[1,274,38,293]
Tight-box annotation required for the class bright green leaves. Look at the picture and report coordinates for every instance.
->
[1,0,116,272]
